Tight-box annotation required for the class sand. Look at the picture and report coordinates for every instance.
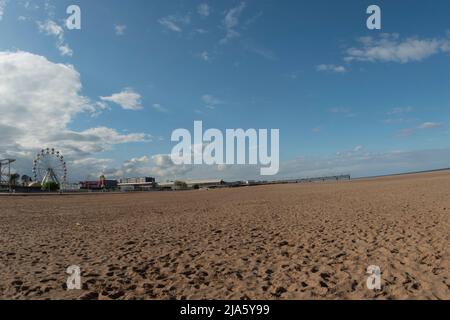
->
[0,170,449,300]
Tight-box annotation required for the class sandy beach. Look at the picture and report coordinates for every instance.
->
[0,170,449,300]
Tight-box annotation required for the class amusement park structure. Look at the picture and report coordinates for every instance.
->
[0,158,16,190]
[32,148,67,189]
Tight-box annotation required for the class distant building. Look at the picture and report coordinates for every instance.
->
[118,177,156,191]
[185,179,226,189]
[119,177,155,184]
[157,181,175,190]
[79,179,118,190]
[64,183,82,191]
[157,179,226,190]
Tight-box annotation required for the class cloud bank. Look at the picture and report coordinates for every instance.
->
[0,51,150,178]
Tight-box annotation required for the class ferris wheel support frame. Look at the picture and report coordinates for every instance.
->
[0,159,16,192]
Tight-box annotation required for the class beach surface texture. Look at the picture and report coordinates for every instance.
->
[1,171,449,300]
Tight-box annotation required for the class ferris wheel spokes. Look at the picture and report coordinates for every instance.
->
[32,148,67,189]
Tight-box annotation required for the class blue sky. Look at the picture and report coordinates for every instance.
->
[1,0,450,181]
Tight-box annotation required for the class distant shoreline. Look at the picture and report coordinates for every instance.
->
[2,167,450,197]
[352,167,450,181]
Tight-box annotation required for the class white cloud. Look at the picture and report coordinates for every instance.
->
[77,127,149,145]
[202,94,223,109]
[384,107,414,124]
[152,103,168,113]
[199,51,210,61]
[158,15,190,33]
[0,51,89,140]
[195,28,208,35]
[159,17,181,32]
[0,0,7,21]
[417,122,442,129]
[316,64,347,73]
[100,88,143,111]
[397,122,443,137]
[345,33,450,63]
[243,41,277,61]
[0,51,150,179]
[115,149,259,181]
[329,107,355,117]
[197,3,210,17]
[112,147,450,182]
[244,11,263,27]
[113,154,193,180]
[387,106,413,115]
[71,157,112,169]
[115,24,127,36]
[397,128,416,137]
[224,2,246,29]
[330,107,349,113]
[38,19,63,37]
[37,20,73,56]
[278,148,450,179]
[384,118,409,125]
[58,43,73,56]
[220,2,246,44]
[69,157,115,180]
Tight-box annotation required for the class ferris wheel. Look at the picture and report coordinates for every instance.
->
[32,148,67,186]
